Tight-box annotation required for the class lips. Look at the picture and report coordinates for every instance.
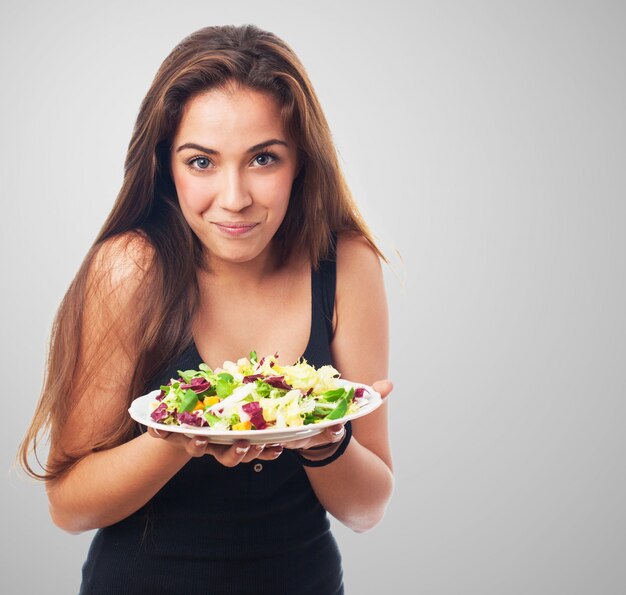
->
[213,221,259,236]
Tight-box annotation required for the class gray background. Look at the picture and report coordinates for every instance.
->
[2,1,625,594]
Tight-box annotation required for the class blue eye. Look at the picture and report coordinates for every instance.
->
[253,153,278,167]
[188,156,211,170]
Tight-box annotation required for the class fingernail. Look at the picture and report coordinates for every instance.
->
[236,446,250,455]
[153,429,161,437]
[331,429,344,437]
[255,444,265,451]
[195,439,207,447]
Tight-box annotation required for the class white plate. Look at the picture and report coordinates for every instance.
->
[128,379,382,444]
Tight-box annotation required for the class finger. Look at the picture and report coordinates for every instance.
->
[257,444,283,460]
[281,437,323,450]
[284,426,345,452]
[203,442,230,460]
[323,424,346,445]
[147,426,171,440]
[214,441,251,467]
[372,379,393,399]
[185,436,210,458]
[241,443,265,463]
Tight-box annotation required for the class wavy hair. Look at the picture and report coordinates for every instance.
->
[18,24,382,480]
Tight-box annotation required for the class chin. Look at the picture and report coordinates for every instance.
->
[209,242,270,266]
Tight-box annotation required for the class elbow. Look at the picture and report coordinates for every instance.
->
[47,486,96,534]
[345,505,388,534]
[343,473,394,533]
[48,501,90,534]
[343,489,394,534]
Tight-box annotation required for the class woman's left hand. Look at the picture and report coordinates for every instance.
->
[282,378,393,452]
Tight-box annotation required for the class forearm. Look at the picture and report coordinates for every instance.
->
[47,432,191,533]
[304,438,394,533]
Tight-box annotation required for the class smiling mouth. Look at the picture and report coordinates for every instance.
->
[213,222,259,236]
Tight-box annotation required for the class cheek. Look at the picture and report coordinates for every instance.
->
[253,172,294,208]
[174,174,214,213]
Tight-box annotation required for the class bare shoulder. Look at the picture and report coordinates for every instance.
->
[92,230,155,276]
[332,231,388,378]
[335,231,384,288]
[88,231,156,295]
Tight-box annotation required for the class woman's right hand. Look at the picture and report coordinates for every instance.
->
[147,427,283,466]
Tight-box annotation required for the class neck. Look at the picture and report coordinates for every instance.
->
[202,241,282,287]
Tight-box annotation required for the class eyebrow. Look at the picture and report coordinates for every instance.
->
[175,139,289,154]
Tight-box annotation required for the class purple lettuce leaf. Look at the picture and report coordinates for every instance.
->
[150,402,170,422]
[177,411,207,427]
[241,401,268,430]
[243,374,263,383]
[354,387,367,400]
[179,378,211,394]
[263,376,292,391]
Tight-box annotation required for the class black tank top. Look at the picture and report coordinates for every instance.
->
[79,257,344,595]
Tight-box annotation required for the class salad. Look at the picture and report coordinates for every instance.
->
[149,352,370,431]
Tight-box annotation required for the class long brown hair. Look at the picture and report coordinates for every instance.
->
[18,24,382,481]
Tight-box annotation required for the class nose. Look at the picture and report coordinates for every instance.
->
[216,168,252,212]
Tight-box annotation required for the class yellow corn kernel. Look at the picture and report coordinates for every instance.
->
[203,396,221,407]
[232,421,252,431]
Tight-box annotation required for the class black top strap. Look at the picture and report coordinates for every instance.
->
[301,235,337,368]
[316,255,336,341]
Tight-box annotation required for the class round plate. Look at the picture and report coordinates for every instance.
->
[128,379,382,444]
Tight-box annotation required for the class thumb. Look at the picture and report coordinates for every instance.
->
[371,379,393,399]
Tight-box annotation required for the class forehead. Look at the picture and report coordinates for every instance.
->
[174,87,286,148]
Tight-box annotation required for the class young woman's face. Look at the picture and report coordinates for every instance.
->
[171,86,299,267]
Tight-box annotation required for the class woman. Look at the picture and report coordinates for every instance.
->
[19,24,393,594]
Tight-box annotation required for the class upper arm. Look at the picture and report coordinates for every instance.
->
[51,232,155,460]
[330,232,392,470]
